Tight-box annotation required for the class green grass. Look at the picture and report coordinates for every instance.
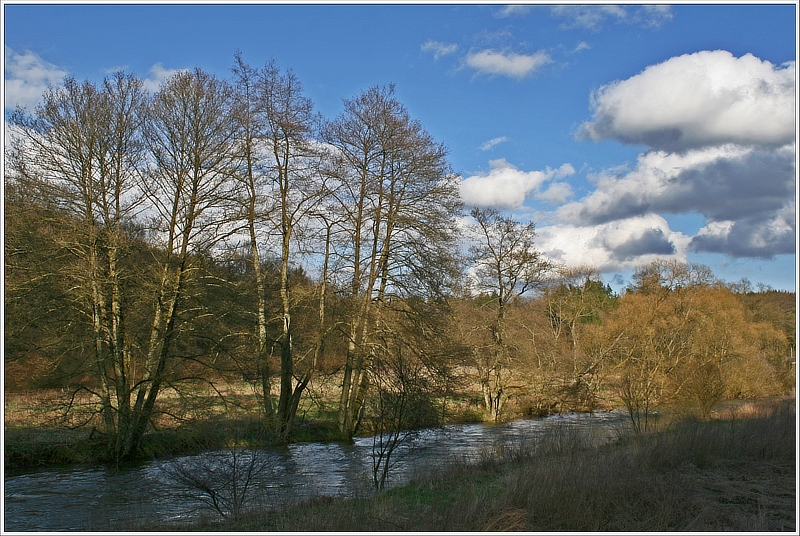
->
[4,426,96,472]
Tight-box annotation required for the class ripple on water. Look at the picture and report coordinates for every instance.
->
[4,412,629,530]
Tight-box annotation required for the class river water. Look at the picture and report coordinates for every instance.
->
[4,410,629,531]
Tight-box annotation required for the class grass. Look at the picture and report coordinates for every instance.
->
[3,380,485,471]
[5,393,797,532]
[5,385,796,530]
[168,398,795,532]
[3,382,276,471]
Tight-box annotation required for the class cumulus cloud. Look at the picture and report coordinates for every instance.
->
[558,144,796,225]
[566,50,797,261]
[538,182,574,205]
[538,214,690,271]
[479,136,508,151]
[691,201,796,258]
[579,51,796,152]
[421,40,459,60]
[4,46,67,111]
[461,159,574,209]
[466,49,552,79]
[551,5,673,30]
[558,142,796,258]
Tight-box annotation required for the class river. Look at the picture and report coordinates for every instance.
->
[3,410,629,531]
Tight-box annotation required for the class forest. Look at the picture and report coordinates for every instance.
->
[4,56,796,466]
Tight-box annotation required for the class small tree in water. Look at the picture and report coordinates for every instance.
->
[364,300,455,490]
[367,348,441,491]
[161,422,274,520]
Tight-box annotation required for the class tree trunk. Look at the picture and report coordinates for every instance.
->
[120,229,188,458]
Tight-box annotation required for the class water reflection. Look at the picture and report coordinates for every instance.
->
[4,410,628,531]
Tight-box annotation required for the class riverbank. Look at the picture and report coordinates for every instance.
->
[164,398,796,532]
[2,389,789,474]
[4,382,485,473]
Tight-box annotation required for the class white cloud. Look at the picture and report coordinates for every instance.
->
[421,40,459,60]
[538,182,574,205]
[568,50,796,263]
[2,50,185,111]
[460,159,574,209]
[568,143,793,222]
[479,136,508,151]
[580,51,796,151]
[639,5,674,28]
[538,214,690,272]
[466,49,552,79]
[558,141,796,258]
[495,5,533,18]
[551,5,627,30]
[571,41,591,54]
[551,5,673,30]
[4,46,68,111]
[142,63,186,92]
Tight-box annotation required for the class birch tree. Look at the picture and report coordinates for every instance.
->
[230,53,276,424]
[7,72,149,457]
[231,55,325,440]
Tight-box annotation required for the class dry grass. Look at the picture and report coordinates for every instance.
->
[188,398,795,532]
[4,389,83,428]
[3,380,267,429]
[479,398,796,532]
[6,385,795,531]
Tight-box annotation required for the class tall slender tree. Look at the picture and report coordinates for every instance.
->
[322,85,462,437]
[232,55,325,440]
[7,72,149,458]
[468,207,551,421]
[124,68,239,457]
[230,53,276,425]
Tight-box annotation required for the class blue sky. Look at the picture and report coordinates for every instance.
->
[3,3,797,292]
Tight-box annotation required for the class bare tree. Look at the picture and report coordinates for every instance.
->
[322,84,462,438]
[230,53,277,425]
[161,421,273,520]
[467,207,551,421]
[122,68,239,457]
[7,72,149,456]
[365,300,457,490]
[231,55,326,440]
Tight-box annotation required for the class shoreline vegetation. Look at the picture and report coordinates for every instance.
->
[3,388,793,469]
[133,397,793,532]
[4,392,795,531]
